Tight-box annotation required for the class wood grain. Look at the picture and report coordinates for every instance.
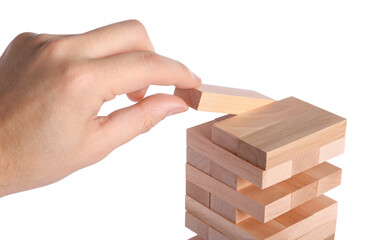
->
[187,181,210,208]
[174,84,274,114]
[210,194,250,224]
[211,161,251,191]
[188,119,344,189]
[186,194,338,240]
[186,211,209,239]
[187,162,341,223]
[209,228,230,240]
[296,219,337,240]
[212,97,346,170]
[187,120,291,189]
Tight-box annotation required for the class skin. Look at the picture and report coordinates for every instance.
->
[0,20,201,198]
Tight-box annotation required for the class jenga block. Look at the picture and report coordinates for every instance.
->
[276,195,338,239]
[286,172,318,208]
[174,84,274,114]
[212,97,347,170]
[186,195,337,240]
[186,212,209,239]
[296,219,337,240]
[319,138,345,163]
[187,164,267,222]
[187,120,292,189]
[291,147,320,175]
[187,162,341,223]
[188,147,211,175]
[189,236,205,240]
[324,234,335,240]
[210,194,250,224]
[209,228,230,240]
[188,119,344,190]
[304,162,342,196]
[211,162,251,190]
[187,181,210,207]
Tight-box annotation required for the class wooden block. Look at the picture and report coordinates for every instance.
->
[188,236,205,240]
[291,147,320,176]
[187,181,210,207]
[187,120,292,189]
[186,212,209,239]
[188,119,343,189]
[186,194,337,240]
[296,219,337,240]
[212,97,347,170]
[212,97,314,154]
[211,161,251,191]
[187,162,341,223]
[319,138,345,163]
[286,172,318,208]
[304,162,342,196]
[174,84,274,114]
[186,163,265,222]
[209,228,230,240]
[210,194,250,224]
[324,234,335,240]
[188,147,211,175]
[276,195,338,239]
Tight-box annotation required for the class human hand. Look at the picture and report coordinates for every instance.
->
[0,20,201,197]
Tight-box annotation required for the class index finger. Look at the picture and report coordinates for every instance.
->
[88,51,201,99]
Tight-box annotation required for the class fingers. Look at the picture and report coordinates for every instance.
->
[127,87,149,102]
[89,51,201,99]
[70,20,154,59]
[97,94,187,150]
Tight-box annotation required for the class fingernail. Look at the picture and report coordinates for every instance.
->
[167,106,188,116]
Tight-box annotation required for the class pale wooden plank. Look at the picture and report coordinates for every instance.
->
[238,107,346,169]
[210,194,250,224]
[186,195,337,240]
[211,161,251,191]
[188,162,341,223]
[319,138,345,163]
[174,84,274,114]
[212,97,314,154]
[186,212,209,239]
[304,162,342,196]
[276,195,338,239]
[188,147,211,175]
[296,219,337,240]
[187,181,210,208]
[212,97,346,170]
[208,228,230,240]
[186,164,265,222]
[187,120,292,189]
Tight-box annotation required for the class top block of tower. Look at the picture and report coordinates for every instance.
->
[212,97,347,170]
[174,84,275,114]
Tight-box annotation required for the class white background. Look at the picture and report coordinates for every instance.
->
[0,0,364,239]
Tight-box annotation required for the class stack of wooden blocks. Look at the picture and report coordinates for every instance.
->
[174,85,346,240]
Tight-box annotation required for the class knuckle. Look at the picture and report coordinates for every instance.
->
[13,32,35,42]
[138,105,155,134]
[10,32,35,47]
[39,38,69,59]
[59,61,91,94]
[31,33,52,45]
[126,19,147,34]
[141,51,162,69]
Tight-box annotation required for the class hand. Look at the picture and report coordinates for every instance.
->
[0,20,201,197]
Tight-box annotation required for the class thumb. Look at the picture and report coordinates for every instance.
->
[98,93,188,150]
